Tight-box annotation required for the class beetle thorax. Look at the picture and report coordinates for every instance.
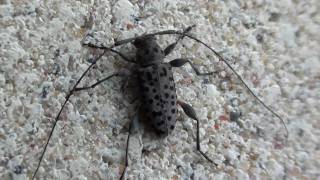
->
[133,35,165,66]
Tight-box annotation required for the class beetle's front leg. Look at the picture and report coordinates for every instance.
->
[163,25,195,56]
[169,58,218,76]
[82,34,136,63]
[74,69,131,92]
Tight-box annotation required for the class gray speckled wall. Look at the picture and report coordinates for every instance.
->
[0,0,319,179]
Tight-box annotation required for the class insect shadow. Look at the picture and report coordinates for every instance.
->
[32,25,288,180]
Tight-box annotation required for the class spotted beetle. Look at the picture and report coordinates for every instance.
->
[32,25,288,180]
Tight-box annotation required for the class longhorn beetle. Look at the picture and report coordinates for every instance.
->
[32,25,288,179]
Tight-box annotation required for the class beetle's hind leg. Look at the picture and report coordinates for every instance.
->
[119,103,142,180]
[178,100,217,165]
[73,71,135,180]
[119,114,133,180]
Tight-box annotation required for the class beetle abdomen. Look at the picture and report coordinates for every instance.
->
[138,63,177,135]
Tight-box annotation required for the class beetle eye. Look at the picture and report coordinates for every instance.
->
[133,38,143,48]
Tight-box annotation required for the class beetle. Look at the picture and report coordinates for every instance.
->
[32,25,288,179]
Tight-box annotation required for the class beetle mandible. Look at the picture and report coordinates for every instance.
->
[32,25,288,180]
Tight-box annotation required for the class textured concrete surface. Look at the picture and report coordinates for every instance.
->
[0,0,319,179]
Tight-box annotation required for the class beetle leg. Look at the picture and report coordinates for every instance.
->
[119,104,141,180]
[119,117,132,180]
[169,58,218,76]
[74,69,130,91]
[74,73,120,91]
[82,35,136,63]
[177,100,216,165]
[164,25,196,56]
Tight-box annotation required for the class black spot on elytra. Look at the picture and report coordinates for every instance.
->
[137,54,142,59]
[171,101,175,105]
[167,116,171,121]
[152,88,156,93]
[158,129,166,134]
[145,49,150,55]
[163,67,167,75]
[152,65,157,70]
[157,121,164,126]
[165,93,169,98]
[153,47,159,53]
[170,125,175,130]
[152,111,163,116]
[169,77,174,81]
[154,95,160,100]
[164,85,168,89]
[160,67,167,77]
[171,95,175,99]
[14,165,23,174]
[171,109,176,113]
[146,72,152,80]
[170,86,174,90]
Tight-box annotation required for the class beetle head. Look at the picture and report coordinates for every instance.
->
[133,35,165,66]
